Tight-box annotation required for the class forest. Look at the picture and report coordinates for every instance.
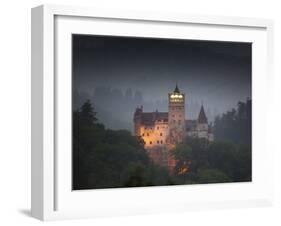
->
[73,87,217,131]
[72,99,251,190]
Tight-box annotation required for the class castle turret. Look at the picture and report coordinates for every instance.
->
[168,84,185,144]
[198,105,208,124]
[196,105,209,138]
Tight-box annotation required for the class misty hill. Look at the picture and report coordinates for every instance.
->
[73,86,230,131]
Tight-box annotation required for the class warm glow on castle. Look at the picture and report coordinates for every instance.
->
[134,85,213,172]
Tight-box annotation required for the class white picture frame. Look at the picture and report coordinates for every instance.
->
[31,4,274,221]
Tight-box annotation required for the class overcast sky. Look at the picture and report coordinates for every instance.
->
[72,34,251,118]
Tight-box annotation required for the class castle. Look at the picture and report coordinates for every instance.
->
[133,85,213,172]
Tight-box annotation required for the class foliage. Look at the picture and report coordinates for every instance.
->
[74,99,252,189]
[73,100,173,189]
[213,98,251,146]
[234,144,252,181]
[172,137,251,184]
[197,169,231,183]
[208,141,237,178]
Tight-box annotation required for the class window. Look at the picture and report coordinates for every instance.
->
[147,133,149,136]
[160,133,162,136]
[142,133,145,136]
[150,141,152,144]
[160,140,163,144]
[157,126,159,130]
[157,140,159,144]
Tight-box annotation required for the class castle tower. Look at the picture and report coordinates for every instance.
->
[168,84,185,144]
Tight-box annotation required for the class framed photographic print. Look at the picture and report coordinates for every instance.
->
[31,4,274,221]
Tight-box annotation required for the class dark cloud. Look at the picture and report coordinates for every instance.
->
[72,34,251,128]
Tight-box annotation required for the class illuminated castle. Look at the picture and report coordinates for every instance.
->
[133,85,213,171]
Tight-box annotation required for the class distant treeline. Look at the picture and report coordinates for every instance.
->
[73,99,251,189]
[73,87,217,131]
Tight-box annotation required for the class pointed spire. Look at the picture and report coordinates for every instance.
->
[174,84,180,93]
[198,105,208,124]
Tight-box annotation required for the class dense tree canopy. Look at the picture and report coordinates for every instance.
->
[73,100,172,189]
[172,138,251,184]
[213,99,251,146]
[73,99,252,189]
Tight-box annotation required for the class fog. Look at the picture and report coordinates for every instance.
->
[72,35,252,131]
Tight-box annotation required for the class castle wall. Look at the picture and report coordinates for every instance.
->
[138,121,170,167]
[197,123,208,131]
[187,122,213,141]
[139,121,169,149]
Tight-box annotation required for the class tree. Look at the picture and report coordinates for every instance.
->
[213,99,251,146]
[73,100,173,189]
[134,90,143,104]
[123,163,150,187]
[173,144,192,177]
[79,99,97,126]
[234,144,252,181]
[207,141,237,179]
[197,169,231,183]
[173,137,210,184]
[172,137,251,184]
[184,137,209,172]
[73,99,252,189]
